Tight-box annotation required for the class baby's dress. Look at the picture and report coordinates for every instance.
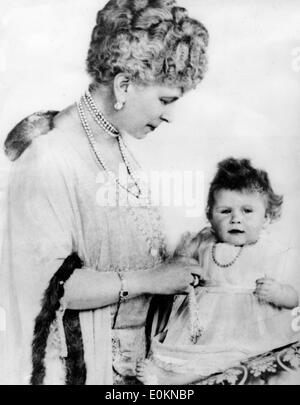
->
[150,235,300,377]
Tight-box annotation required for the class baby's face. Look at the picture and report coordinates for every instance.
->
[210,189,267,246]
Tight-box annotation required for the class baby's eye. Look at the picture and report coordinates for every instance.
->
[243,208,253,214]
[220,209,231,214]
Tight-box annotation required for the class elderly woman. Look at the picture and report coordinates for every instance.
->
[1,0,208,385]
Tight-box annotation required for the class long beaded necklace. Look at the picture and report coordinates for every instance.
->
[211,242,243,268]
[188,242,243,344]
[81,94,144,199]
[187,285,203,344]
[188,241,243,343]
[187,241,244,344]
[127,202,166,260]
[77,99,141,199]
[77,96,166,260]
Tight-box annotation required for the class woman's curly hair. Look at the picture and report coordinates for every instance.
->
[86,0,209,91]
[206,158,283,223]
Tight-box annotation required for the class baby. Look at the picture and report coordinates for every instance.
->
[137,157,300,385]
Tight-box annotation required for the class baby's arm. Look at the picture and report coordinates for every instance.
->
[254,278,299,309]
[173,228,214,264]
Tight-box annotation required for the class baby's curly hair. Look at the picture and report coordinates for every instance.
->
[206,158,283,223]
[86,0,209,91]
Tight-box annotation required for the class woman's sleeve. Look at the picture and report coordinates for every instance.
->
[2,138,76,350]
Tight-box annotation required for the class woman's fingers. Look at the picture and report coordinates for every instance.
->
[153,262,204,294]
[186,264,203,277]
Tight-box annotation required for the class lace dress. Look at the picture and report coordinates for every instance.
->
[150,237,300,378]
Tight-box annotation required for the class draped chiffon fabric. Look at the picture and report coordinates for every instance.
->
[0,123,160,384]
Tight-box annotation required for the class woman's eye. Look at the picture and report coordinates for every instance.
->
[160,97,177,105]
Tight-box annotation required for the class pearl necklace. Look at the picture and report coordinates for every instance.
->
[128,203,166,260]
[81,92,143,198]
[77,99,166,260]
[77,100,141,199]
[189,241,243,343]
[187,286,203,344]
[211,242,243,268]
[84,91,119,138]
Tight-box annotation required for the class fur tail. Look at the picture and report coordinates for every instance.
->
[31,252,86,385]
[4,110,59,161]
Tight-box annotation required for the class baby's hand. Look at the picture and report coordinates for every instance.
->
[254,278,299,309]
[254,278,283,306]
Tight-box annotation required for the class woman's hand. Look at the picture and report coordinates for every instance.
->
[143,262,203,296]
[65,261,204,310]
[254,277,299,309]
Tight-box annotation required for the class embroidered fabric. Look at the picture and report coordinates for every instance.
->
[112,327,146,384]
[196,341,300,385]
[47,321,62,359]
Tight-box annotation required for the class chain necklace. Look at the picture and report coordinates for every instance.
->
[211,242,243,268]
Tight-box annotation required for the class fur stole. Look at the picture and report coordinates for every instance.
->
[4,110,59,161]
[31,253,87,385]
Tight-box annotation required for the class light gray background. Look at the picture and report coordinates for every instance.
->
[0,0,299,250]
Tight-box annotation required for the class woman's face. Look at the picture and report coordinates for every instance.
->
[119,84,183,139]
[210,189,268,246]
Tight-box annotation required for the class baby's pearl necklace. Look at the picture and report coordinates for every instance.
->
[212,242,243,268]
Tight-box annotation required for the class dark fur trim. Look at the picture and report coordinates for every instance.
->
[31,253,87,385]
[64,310,87,385]
[4,110,59,161]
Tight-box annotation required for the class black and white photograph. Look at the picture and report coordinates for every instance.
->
[0,0,300,386]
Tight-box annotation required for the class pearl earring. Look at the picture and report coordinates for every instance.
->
[114,101,124,111]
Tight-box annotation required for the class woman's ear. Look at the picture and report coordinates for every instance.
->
[113,73,130,109]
